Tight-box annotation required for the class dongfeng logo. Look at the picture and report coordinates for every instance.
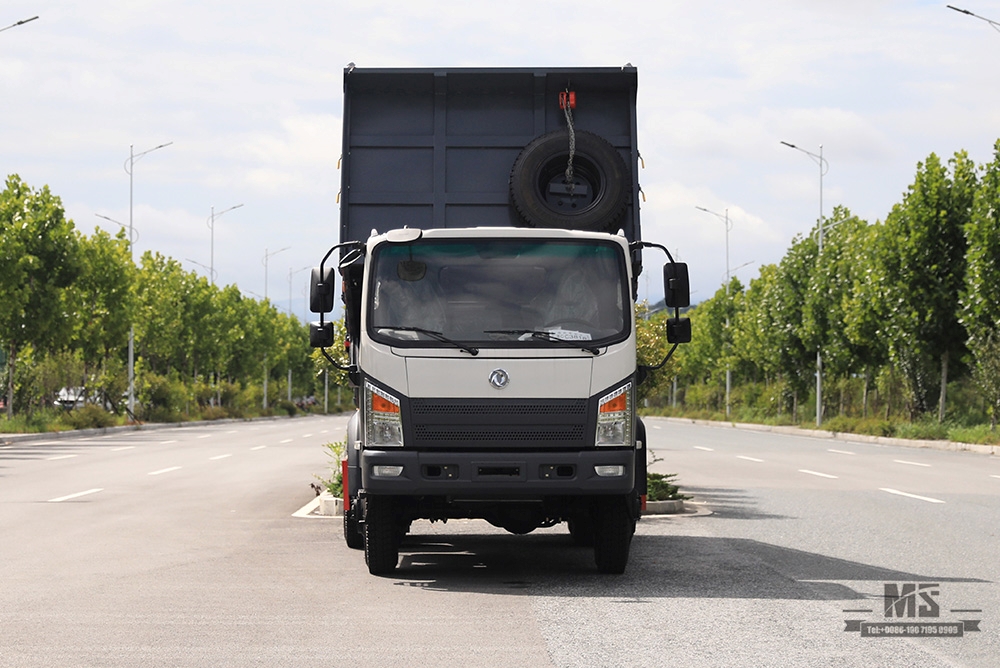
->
[489,369,509,390]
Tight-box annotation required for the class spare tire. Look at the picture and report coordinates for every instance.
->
[509,129,630,232]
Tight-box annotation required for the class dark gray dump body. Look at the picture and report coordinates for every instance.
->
[339,66,640,244]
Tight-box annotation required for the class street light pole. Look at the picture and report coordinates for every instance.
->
[781,141,829,427]
[947,5,1000,32]
[208,204,243,286]
[260,247,289,410]
[0,16,38,34]
[696,206,733,419]
[124,142,172,419]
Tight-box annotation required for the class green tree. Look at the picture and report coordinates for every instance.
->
[873,151,975,420]
[961,141,1000,428]
[0,175,82,417]
[68,227,135,409]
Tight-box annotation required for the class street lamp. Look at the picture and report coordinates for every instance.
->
[696,205,733,419]
[947,5,1000,32]
[262,246,290,301]
[260,247,289,410]
[0,16,38,34]
[286,265,311,403]
[185,258,217,283]
[95,213,139,246]
[124,141,172,419]
[208,204,243,286]
[781,140,829,427]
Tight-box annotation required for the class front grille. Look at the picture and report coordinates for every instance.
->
[407,398,589,449]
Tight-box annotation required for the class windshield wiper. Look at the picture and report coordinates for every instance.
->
[375,326,479,356]
[484,329,600,355]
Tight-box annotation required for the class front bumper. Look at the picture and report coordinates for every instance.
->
[360,448,635,496]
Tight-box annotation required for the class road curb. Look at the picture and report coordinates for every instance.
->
[0,413,306,446]
[651,416,999,456]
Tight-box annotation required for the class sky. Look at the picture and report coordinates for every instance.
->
[3,0,1000,318]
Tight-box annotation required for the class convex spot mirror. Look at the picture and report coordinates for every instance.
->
[310,267,335,314]
[310,321,335,348]
[667,317,692,344]
[663,262,690,308]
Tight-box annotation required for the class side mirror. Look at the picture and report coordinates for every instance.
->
[310,321,335,348]
[663,262,690,308]
[666,317,692,344]
[310,267,335,314]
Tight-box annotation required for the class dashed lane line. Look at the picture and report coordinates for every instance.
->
[111,446,135,452]
[799,469,839,479]
[250,445,267,451]
[46,454,78,461]
[209,454,232,460]
[894,459,931,468]
[48,488,103,503]
[148,466,182,476]
[736,455,765,463]
[279,439,293,444]
[828,448,856,455]
[693,446,714,452]
[880,488,945,504]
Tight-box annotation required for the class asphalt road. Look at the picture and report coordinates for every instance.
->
[1,415,997,667]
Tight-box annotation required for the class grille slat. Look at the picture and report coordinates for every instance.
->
[408,399,589,449]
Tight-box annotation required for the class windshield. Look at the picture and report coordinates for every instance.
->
[368,238,628,349]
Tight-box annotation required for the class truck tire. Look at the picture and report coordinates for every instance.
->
[344,503,364,550]
[364,496,399,575]
[567,515,595,547]
[593,495,634,574]
[509,130,629,232]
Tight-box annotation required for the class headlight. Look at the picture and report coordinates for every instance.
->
[365,381,403,447]
[596,382,632,447]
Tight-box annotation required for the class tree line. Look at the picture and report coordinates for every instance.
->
[639,141,1000,434]
[1,174,322,425]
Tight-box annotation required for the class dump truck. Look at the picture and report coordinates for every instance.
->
[309,66,690,574]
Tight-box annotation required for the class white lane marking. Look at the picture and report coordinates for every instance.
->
[693,446,714,452]
[197,434,212,439]
[799,469,838,479]
[0,445,13,450]
[736,455,764,463]
[991,475,1000,479]
[159,440,177,445]
[250,445,267,451]
[279,439,293,444]
[880,488,945,504]
[148,466,182,476]
[894,459,931,468]
[320,430,329,434]
[303,433,313,438]
[828,448,855,455]
[48,488,103,503]
[209,454,232,460]
[111,446,135,452]
[227,430,238,434]
[46,454,78,461]
[651,425,662,430]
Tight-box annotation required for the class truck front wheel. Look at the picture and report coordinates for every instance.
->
[593,495,635,574]
[364,496,399,575]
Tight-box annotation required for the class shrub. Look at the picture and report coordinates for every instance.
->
[647,472,690,501]
[316,441,346,496]
[62,404,116,430]
[276,399,297,417]
[200,405,229,421]
[895,420,949,441]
